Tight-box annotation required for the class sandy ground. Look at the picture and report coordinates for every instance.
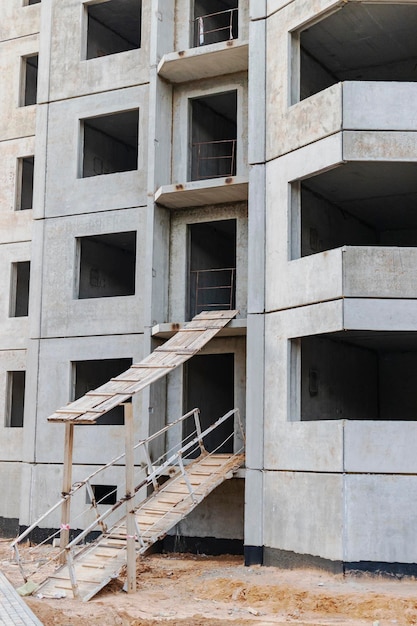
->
[1,540,417,625]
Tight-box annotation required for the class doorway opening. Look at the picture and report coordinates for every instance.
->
[184,353,234,455]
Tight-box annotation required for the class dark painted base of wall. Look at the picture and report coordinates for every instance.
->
[18,525,100,546]
[0,517,19,538]
[264,547,417,578]
[161,535,243,556]
[244,545,264,566]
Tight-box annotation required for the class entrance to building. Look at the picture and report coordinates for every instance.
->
[184,353,234,454]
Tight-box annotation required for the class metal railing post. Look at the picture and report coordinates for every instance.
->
[193,409,206,455]
[178,454,197,504]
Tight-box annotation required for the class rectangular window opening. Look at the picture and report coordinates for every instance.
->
[77,231,136,299]
[188,220,236,320]
[192,0,238,47]
[6,371,26,428]
[86,0,141,60]
[16,156,34,211]
[81,109,139,177]
[190,91,237,181]
[86,484,117,505]
[10,261,30,318]
[73,358,132,425]
[21,54,38,106]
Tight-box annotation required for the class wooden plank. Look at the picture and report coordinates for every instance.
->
[47,311,237,424]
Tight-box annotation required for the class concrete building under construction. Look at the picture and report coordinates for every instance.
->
[2,0,417,578]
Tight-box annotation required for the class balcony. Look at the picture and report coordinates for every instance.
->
[157,5,247,84]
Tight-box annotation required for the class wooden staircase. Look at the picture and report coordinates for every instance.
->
[35,452,244,602]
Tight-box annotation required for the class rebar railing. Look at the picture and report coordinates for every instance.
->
[193,8,238,47]
[192,139,236,180]
[189,267,236,318]
[11,407,244,589]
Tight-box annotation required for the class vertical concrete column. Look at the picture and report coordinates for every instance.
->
[244,4,267,565]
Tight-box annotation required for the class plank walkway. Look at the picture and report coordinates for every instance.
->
[47,310,238,424]
[0,571,43,626]
[36,452,244,602]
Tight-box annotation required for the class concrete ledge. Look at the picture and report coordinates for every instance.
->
[155,177,249,209]
[157,41,248,83]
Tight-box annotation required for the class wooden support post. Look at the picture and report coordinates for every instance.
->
[60,423,74,565]
[124,402,136,594]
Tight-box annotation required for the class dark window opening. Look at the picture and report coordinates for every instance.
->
[6,371,26,428]
[294,162,417,259]
[81,109,139,178]
[190,91,237,181]
[86,0,141,59]
[188,220,236,320]
[27,0,41,4]
[184,353,234,455]
[73,358,132,425]
[297,4,417,102]
[299,333,417,422]
[78,231,136,299]
[10,261,30,317]
[192,0,238,47]
[17,156,34,211]
[87,484,117,505]
[21,54,38,106]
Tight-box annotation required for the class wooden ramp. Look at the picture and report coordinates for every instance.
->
[36,452,244,602]
[47,310,238,425]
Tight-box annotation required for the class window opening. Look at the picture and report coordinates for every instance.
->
[10,261,30,317]
[6,371,26,428]
[21,54,38,106]
[297,333,417,422]
[293,162,417,259]
[77,231,136,299]
[86,484,117,505]
[86,0,141,59]
[188,220,236,319]
[192,0,238,47]
[17,156,34,211]
[190,91,237,181]
[73,358,132,425]
[81,109,139,177]
[184,353,234,455]
[295,4,417,103]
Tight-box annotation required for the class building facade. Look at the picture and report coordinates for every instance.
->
[1,0,417,574]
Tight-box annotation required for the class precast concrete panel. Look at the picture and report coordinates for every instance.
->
[264,421,344,472]
[0,351,25,462]
[345,474,417,564]
[32,334,144,465]
[0,36,38,142]
[344,421,417,475]
[168,204,248,321]
[46,0,151,102]
[1,1,40,43]
[263,470,344,562]
[0,136,36,221]
[38,208,146,338]
[0,242,31,350]
[44,86,148,218]
[172,74,248,184]
[0,463,22,522]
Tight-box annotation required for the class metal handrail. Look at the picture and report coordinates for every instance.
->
[192,8,238,47]
[190,267,236,317]
[192,139,236,180]
[11,407,244,589]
